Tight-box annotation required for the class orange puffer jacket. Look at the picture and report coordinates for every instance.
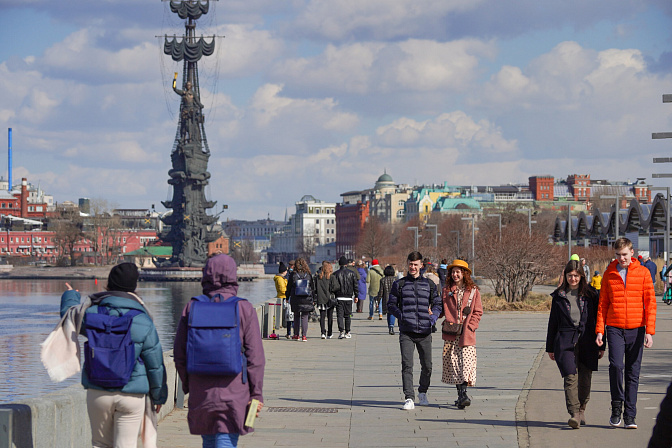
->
[596,258,656,335]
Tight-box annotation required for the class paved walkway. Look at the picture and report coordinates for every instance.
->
[156,303,671,448]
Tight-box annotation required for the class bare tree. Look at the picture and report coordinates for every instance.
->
[231,239,259,265]
[477,218,563,302]
[356,217,391,260]
[85,198,120,265]
[53,209,84,267]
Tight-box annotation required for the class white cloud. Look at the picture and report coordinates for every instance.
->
[274,39,494,95]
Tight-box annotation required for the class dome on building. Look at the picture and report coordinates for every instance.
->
[374,170,395,192]
[377,172,393,183]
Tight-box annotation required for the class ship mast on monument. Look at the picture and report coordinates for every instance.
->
[160,0,219,267]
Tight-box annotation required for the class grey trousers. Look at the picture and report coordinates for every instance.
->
[399,331,433,400]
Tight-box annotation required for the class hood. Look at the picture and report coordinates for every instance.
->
[201,254,239,299]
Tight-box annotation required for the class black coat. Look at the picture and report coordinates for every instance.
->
[331,266,358,298]
[546,286,604,377]
[288,271,315,313]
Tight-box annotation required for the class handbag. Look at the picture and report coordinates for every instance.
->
[442,288,475,336]
[327,293,338,308]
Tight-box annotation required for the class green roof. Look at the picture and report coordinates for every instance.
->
[124,246,173,257]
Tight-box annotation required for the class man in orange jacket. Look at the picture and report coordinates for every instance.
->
[596,238,656,430]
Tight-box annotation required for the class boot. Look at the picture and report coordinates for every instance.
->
[578,404,586,426]
[457,383,471,409]
[454,385,461,407]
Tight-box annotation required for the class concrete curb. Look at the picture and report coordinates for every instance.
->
[515,347,545,448]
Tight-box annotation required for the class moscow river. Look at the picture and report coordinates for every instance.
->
[0,278,276,404]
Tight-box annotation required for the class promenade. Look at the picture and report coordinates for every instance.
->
[157,304,671,448]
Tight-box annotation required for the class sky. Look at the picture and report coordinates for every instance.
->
[2,0,672,221]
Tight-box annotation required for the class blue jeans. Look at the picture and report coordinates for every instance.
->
[606,326,645,418]
[387,312,396,328]
[369,295,382,317]
[202,433,239,448]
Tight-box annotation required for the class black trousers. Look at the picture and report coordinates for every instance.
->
[336,300,353,333]
[320,306,335,336]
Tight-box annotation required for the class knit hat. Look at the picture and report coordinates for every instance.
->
[372,259,379,266]
[107,263,139,292]
[278,262,287,274]
[339,256,348,266]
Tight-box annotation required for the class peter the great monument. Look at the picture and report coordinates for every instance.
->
[159,0,219,267]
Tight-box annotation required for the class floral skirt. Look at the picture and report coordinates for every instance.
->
[441,340,477,386]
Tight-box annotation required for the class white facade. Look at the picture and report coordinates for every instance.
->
[269,195,337,259]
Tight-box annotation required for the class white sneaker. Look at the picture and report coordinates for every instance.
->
[321,333,327,339]
[417,392,429,406]
[402,399,415,410]
[327,334,334,339]
[345,332,352,339]
[338,332,345,339]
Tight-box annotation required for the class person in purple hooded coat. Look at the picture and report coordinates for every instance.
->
[174,254,265,448]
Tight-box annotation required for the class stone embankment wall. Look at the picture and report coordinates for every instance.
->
[0,304,267,448]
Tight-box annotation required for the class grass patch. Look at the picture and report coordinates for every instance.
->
[482,292,551,312]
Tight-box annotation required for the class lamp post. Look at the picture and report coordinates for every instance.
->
[601,194,621,246]
[451,230,460,258]
[487,213,502,241]
[426,224,440,247]
[461,216,477,275]
[516,208,536,237]
[651,187,670,260]
[407,226,420,251]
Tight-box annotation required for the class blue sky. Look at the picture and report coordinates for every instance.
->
[1,0,672,220]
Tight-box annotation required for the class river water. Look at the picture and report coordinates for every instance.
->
[0,278,276,404]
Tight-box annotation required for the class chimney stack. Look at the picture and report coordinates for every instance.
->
[20,178,27,218]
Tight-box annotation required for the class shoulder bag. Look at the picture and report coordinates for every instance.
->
[442,288,475,336]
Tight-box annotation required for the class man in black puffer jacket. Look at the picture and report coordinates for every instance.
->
[331,256,359,339]
[388,251,442,410]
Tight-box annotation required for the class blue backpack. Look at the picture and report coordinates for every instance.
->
[83,306,143,388]
[186,295,248,383]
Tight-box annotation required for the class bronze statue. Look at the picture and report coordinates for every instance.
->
[160,0,218,267]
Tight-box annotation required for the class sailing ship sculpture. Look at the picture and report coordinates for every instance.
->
[159,0,219,267]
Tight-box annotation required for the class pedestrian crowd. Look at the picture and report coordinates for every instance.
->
[40,235,670,447]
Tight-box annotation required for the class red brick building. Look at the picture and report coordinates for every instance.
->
[0,228,158,264]
[567,174,591,201]
[529,175,554,201]
[335,201,369,258]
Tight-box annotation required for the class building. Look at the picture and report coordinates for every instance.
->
[529,175,555,201]
[567,174,591,201]
[335,200,369,258]
[268,195,336,263]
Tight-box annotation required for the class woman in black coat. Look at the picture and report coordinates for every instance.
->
[287,257,315,341]
[546,259,604,429]
[314,261,336,339]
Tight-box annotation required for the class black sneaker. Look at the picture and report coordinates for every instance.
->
[624,416,637,429]
[609,401,622,427]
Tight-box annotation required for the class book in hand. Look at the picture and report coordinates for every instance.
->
[245,399,260,428]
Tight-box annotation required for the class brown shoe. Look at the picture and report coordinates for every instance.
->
[568,416,580,429]
[367,316,373,320]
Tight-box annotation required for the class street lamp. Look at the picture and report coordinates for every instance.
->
[487,213,502,242]
[601,194,621,246]
[426,224,440,247]
[516,208,536,237]
[451,230,460,257]
[407,226,420,251]
[461,216,477,275]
